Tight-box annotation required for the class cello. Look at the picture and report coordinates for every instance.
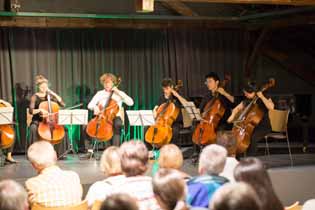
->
[232,78,275,154]
[192,77,230,145]
[86,78,121,141]
[145,81,183,148]
[0,102,14,149]
[37,92,65,144]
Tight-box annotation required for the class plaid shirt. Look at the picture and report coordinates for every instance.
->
[114,176,161,210]
[25,165,83,207]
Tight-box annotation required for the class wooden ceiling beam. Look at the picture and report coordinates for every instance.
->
[158,0,315,6]
[161,1,198,16]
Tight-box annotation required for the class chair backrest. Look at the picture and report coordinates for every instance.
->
[91,200,102,210]
[268,109,289,132]
[181,108,193,128]
[31,200,88,210]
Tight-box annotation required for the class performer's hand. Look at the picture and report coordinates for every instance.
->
[94,106,100,115]
[217,87,226,95]
[171,89,179,98]
[112,86,119,93]
[40,109,48,116]
[256,91,263,99]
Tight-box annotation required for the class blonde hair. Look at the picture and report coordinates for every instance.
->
[27,141,57,168]
[35,75,48,86]
[100,73,117,85]
[158,144,183,170]
[100,146,122,177]
[119,140,148,176]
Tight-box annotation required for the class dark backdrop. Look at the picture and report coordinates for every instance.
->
[0,28,248,153]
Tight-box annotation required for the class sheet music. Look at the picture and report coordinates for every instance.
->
[126,110,155,126]
[0,107,14,125]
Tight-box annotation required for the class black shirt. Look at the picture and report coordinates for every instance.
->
[199,91,234,130]
[156,94,183,123]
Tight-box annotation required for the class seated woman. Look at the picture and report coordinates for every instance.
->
[152,168,189,210]
[234,157,283,210]
[85,146,125,207]
[100,193,138,210]
[156,144,190,180]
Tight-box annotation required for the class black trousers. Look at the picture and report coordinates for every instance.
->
[28,121,69,156]
[81,117,123,151]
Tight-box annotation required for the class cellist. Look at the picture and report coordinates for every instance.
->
[86,73,134,149]
[152,78,185,143]
[28,75,65,145]
[0,99,17,163]
[227,81,274,155]
[199,72,234,130]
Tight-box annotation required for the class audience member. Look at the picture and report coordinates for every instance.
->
[303,199,315,210]
[186,144,229,208]
[85,146,126,207]
[25,141,82,207]
[100,193,138,210]
[210,182,262,210]
[0,179,29,210]
[114,140,161,210]
[234,157,283,210]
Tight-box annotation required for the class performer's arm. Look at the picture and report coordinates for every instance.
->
[257,91,274,110]
[112,87,134,106]
[29,95,47,115]
[227,102,244,123]
[87,92,101,115]
[48,89,65,107]
[217,87,234,103]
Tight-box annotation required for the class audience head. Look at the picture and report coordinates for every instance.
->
[158,144,183,170]
[303,199,315,210]
[119,140,148,177]
[234,157,283,210]
[27,141,57,172]
[100,193,138,210]
[153,169,188,210]
[0,179,28,210]
[198,144,227,175]
[210,182,261,210]
[100,146,122,177]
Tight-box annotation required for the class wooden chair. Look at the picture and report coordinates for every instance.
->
[91,200,102,210]
[285,201,302,210]
[31,200,88,210]
[264,109,293,166]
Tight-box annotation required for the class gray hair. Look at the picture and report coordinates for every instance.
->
[303,199,315,210]
[198,144,227,175]
[100,146,122,177]
[27,141,57,168]
[0,179,28,210]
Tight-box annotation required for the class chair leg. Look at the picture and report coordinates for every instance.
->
[286,131,293,167]
[264,136,270,156]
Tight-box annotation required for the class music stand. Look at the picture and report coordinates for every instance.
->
[0,107,14,166]
[126,110,155,140]
[58,109,88,159]
[183,101,202,121]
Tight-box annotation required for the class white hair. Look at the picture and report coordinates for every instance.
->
[303,199,315,210]
[27,141,57,168]
[0,179,28,210]
[198,144,227,175]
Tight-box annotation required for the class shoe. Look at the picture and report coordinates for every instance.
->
[5,158,18,164]
[79,151,93,160]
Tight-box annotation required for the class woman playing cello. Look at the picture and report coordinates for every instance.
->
[0,99,17,163]
[86,73,134,149]
[227,81,274,155]
[28,75,65,145]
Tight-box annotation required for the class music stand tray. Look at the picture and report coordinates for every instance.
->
[0,107,14,125]
[126,110,155,140]
[58,109,88,159]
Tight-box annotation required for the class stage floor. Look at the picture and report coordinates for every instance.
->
[1,152,315,206]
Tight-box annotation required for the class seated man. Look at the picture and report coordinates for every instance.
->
[187,144,229,208]
[25,141,82,207]
[0,179,29,210]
